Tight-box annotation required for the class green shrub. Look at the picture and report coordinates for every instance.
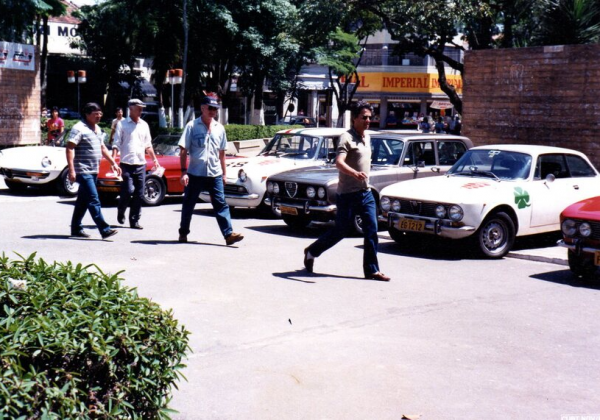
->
[0,253,190,419]
[40,119,111,145]
[151,124,298,141]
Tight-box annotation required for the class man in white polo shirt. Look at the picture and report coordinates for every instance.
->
[112,99,160,229]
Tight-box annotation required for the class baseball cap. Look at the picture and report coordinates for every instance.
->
[128,99,146,107]
[200,95,221,108]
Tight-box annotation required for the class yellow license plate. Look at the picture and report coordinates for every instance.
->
[397,218,425,232]
[595,251,600,266]
[280,205,298,216]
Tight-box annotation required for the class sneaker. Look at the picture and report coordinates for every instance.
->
[225,232,244,245]
[101,229,118,240]
[303,248,314,273]
[178,234,187,243]
[71,230,90,238]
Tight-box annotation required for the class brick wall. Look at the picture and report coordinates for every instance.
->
[462,44,600,169]
[0,46,41,147]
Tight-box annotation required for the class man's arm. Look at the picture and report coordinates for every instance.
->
[219,150,227,183]
[111,121,122,159]
[336,153,367,181]
[179,147,189,186]
[66,144,76,182]
[101,143,121,176]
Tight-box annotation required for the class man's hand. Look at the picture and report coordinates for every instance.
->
[112,164,122,177]
[354,171,368,180]
[68,169,76,183]
[222,174,227,184]
[180,173,189,186]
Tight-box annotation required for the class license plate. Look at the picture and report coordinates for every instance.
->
[280,205,298,216]
[595,251,600,266]
[397,218,425,232]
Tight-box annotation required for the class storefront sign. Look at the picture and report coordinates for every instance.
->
[430,101,454,109]
[0,41,35,71]
[344,72,463,94]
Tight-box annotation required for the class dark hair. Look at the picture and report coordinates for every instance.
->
[350,100,373,118]
[82,102,102,116]
[115,107,123,112]
[51,106,60,116]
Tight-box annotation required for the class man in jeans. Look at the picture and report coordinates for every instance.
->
[177,93,244,246]
[67,102,121,239]
[303,101,390,281]
[112,99,160,229]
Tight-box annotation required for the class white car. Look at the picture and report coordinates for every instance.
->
[380,145,600,258]
[200,127,374,214]
[0,139,79,196]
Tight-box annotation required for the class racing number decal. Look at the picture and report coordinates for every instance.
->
[514,187,531,209]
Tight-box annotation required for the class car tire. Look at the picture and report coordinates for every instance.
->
[5,180,28,193]
[57,168,79,196]
[143,176,166,206]
[282,214,311,229]
[567,250,597,279]
[474,211,515,258]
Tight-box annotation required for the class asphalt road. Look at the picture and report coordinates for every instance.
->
[1,183,599,420]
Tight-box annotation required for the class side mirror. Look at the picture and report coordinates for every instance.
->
[545,173,556,183]
[431,167,440,173]
[417,161,425,168]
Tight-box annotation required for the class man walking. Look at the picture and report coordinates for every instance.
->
[112,99,160,229]
[177,93,243,246]
[303,101,390,281]
[67,102,121,239]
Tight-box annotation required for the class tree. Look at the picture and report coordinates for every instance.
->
[532,0,600,45]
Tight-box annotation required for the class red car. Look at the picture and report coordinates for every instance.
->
[558,196,600,279]
[97,134,185,206]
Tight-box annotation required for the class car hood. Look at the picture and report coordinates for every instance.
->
[561,196,600,221]
[380,174,508,204]
[0,146,66,169]
[269,165,338,184]
[226,155,325,176]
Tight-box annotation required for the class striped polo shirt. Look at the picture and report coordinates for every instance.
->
[67,121,104,174]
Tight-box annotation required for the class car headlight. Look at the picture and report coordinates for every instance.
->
[318,187,326,199]
[435,205,446,218]
[238,169,247,182]
[273,183,280,194]
[391,199,401,212]
[579,222,592,237]
[561,219,577,236]
[380,196,391,211]
[306,186,316,198]
[448,205,463,221]
[41,157,52,168]
[267,182,274,193]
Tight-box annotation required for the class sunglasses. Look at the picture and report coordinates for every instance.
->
[208,106,218,111]
[361,115,372,120]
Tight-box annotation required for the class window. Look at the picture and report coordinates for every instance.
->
[536,154,569,179]
[371,138,404,165]
[565,154,597,177]
[438,141,467,165]
[404,141,435,166]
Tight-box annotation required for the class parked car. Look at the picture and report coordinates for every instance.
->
[558,196,600,279]
[58,108,80,119]
[380,145,600,258]
[0,134,79,196]
[265,134,473,232]
[199,127,367,214]
[278,116,318,127]
[97,134,184,205]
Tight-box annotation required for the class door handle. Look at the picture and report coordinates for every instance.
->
[573,185,579,190]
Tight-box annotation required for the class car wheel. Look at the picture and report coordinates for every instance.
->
[57,168,79,196]
[474,211,515,258]
[282,214,311,229]
[567,250,597,279]
[5,180,28,193]
[143,176,166,206]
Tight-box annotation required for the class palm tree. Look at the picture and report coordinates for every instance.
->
[534,0,600,45]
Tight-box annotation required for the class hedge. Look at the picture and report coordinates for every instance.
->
[0,253,190,419]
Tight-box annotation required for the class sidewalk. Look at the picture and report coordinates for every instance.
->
[508,244,568,266]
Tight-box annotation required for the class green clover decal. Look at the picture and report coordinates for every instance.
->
[514,187,531,209]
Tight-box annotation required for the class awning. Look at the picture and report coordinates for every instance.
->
[296,77,331,90]
[430,100,453,110]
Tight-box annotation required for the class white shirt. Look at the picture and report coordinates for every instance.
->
[112,117,152,165]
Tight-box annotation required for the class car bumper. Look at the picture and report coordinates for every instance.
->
[557,239,600,255]
[0,167,58,184]
[200,191,262,207]
[97,179,122,193]
[265,196,337,214]
[387,211,476,239]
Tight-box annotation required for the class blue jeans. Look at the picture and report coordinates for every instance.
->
[71,173,111,235]
[179,174,233,238]
[307,189,380,277]
[118,163,145,223]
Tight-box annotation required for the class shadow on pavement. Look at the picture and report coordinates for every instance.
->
[272,269,377,283]
[22,234,106,242]
[512,231,562,251]
[131,240,230,248]
[376,236,472,261]
[245,224,326,239]
[530,269,600,290]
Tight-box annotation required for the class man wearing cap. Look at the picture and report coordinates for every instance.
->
[112,99,160,229]
[177,93,244,246]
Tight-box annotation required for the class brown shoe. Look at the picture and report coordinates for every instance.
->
[303,248,314,273]
[366,272,390,281]
[225,232,244,245]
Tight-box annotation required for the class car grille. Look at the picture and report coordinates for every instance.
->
[398,199,439,217]
[0,168,49,180]
[224,184,249,196]
[285,182,298,198]
[572,220,600,241]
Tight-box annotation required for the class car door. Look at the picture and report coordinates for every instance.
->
[529,153,581,228]
[398,140,438,182]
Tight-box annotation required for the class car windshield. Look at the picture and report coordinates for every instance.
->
[152,136,180,156]
[260,134,336,160]
[448,149,532,180]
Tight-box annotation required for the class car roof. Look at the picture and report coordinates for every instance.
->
[275,127,362,136]
[471,144,585,155]
[373,132,474,147]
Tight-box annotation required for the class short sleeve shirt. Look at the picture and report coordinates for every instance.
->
[67,121,104,174]
[112,117,152,165]
[336,128,371,194]
[46,117,64,140]
[178,118,227,177]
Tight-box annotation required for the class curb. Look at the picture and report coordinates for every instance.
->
[507,251,568,266]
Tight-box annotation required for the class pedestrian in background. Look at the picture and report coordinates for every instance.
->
[303,101,390,281]
[108,107,124,146]
[420,116,431,133]
[112,99,160,230]
[177,93,244,246]
[435,117,446,133]
[66,102,120,239]
[46,106,64,145]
